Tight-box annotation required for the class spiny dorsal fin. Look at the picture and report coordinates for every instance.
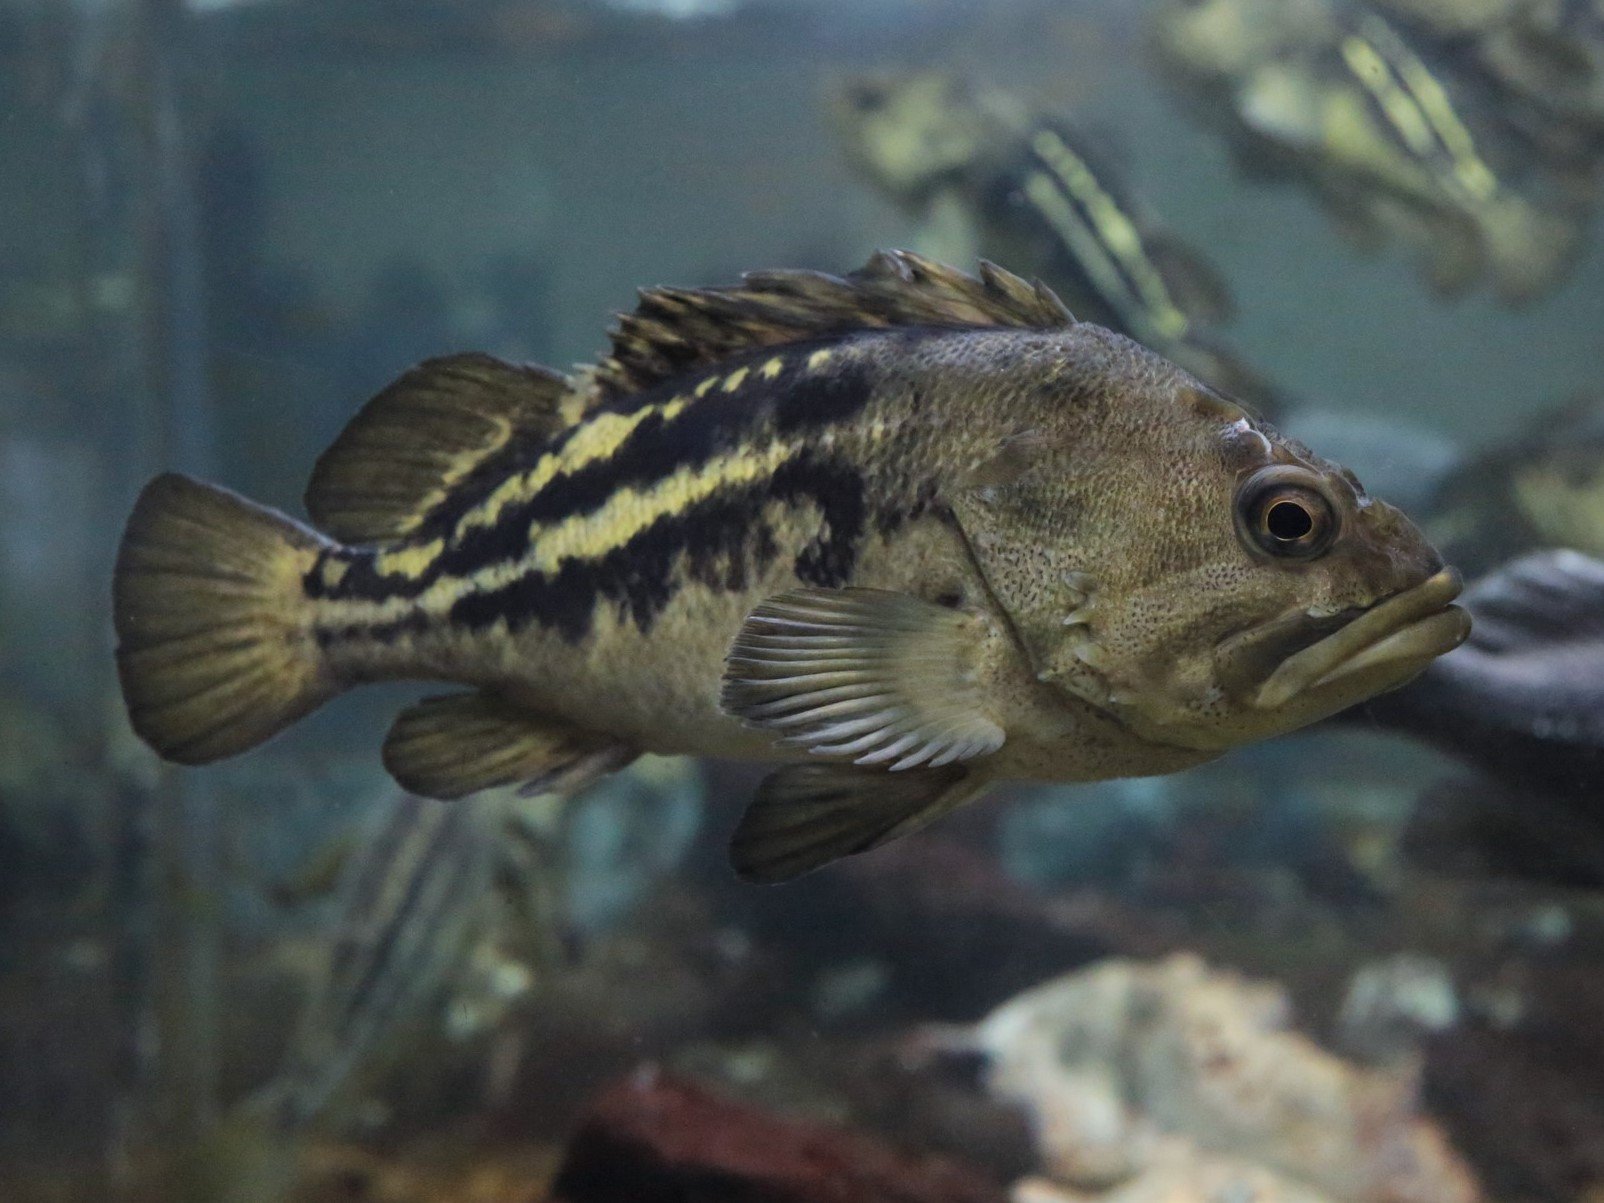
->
[587,251,1073,403]
[306,353,576,545]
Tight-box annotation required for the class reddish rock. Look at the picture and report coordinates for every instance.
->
[549,1067,1009,1203]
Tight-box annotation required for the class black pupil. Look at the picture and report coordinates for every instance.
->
[1266,499,1313,541]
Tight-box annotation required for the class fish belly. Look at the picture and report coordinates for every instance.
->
[481,514,982,761]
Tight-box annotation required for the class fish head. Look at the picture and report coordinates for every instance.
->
[955,330,1468,755]
[1151,0,1336,83]
[825,71,1018,206]
[1083,387,1466,752]
[1173,428,1467,749]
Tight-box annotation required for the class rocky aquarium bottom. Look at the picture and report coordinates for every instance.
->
[9,748,1600,1203]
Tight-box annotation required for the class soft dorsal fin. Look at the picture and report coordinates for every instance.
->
[306,353,576,544]
[586,250,1074,404]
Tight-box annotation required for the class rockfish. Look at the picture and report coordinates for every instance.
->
[113,252,1467,882]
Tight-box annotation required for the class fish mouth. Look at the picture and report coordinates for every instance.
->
[1254,569,1470,711]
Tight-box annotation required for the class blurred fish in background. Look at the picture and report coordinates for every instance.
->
[176,789,514,1203]
[1424,391,1604,576]
[174,754,705,1201]
[1365,0,1531,37]
[1150,0,1594,303]
[1373,0,1604,162]
[828,70,1285,414]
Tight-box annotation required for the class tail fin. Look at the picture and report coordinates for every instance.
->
[114,472,337,764]
[1480,197,1580,306]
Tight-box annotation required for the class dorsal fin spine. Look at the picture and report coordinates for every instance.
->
[588,251,1072,405]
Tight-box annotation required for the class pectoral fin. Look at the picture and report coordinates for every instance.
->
[731,763,978,884]
[382,692,636,801]
[721,588,1006,771]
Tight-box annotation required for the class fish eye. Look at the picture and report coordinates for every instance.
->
[1235,468,1339,561]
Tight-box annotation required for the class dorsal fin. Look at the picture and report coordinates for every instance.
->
[306,353,576,544]
[586,250,1074,403]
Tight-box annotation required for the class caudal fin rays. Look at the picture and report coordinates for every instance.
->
[114,473,336,764]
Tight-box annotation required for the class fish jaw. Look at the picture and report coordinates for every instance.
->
[1252,567,1469,715]
[1118,568,1470,756]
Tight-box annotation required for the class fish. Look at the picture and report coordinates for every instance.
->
[1423,393,1604,577]
[268,792,507,1127]
[828,72,1284,416]
[1152,0,1583,303]
[169,789,525,1201]
[1366,0,1530,37]
[111,250,1468,884]
[1469,0,1604,160]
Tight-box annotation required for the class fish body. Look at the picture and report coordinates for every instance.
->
[1471,0,1604,157]
[114,253,1466,882]
[1424,392,1604,576]
[1153,0,1583,302]
[829,73,1280,414]
[1367,0,1531,38]
[306,335,1054,771]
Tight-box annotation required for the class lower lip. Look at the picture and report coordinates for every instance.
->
[1304,604,1471,695]
[1255,569,1467,709]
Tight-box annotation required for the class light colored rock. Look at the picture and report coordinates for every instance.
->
[973,954,1480,1203]
[1337,954,1459,1064]
[1012,1147,1338,1203]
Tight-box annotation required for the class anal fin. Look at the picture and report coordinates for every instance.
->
[382,692,636,801]
[731,763,978,884]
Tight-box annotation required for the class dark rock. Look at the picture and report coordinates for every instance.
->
[720,829,1183,1026]
[1426,1023,1604,1202]
[1404,775,1604,888]
[828,834,1182,1020]
[549,1067,1009,1203]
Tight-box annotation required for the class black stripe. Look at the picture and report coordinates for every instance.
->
[447,452,872,643]
[305,354,878,607]
[323,450,918,649]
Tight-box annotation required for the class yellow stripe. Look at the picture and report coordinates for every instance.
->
[319,557,350,590]
[1386,39,1498,201]
[1022,173,1140,326]
[523,441,795,575]
[447,395,691,541]
[374,538,446,579]
[1343,24,1498,205]
[1341,37,1436,157]
[324,439,802,630]
[1029,130,1190,342]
